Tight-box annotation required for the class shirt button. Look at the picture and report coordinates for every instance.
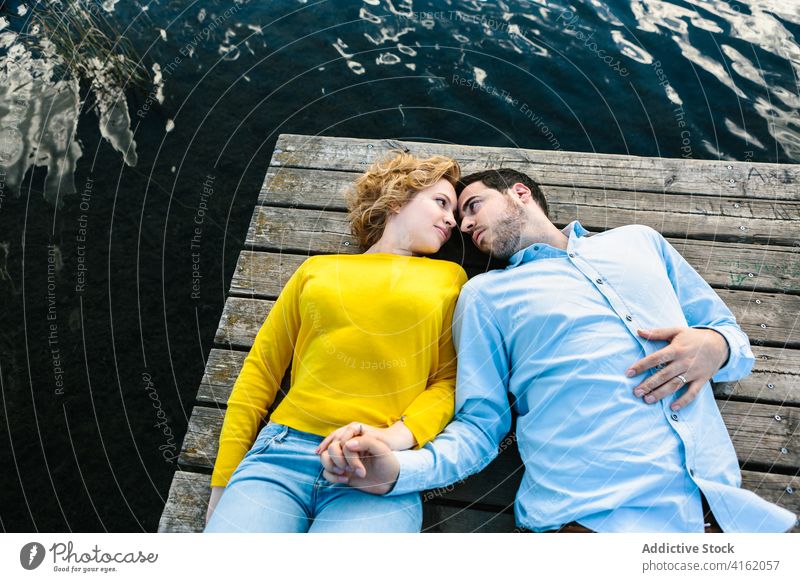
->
[625,314,633,321]
[671,413,679,421]
[568,252,576,258]
[595,278,603,285]
[689,468,695,477]
[533,245,540,251]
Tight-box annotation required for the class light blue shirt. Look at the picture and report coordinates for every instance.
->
[392,222,796,532]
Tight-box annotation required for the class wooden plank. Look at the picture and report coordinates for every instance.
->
[715,344,800,404]
[232,242,800,301]
[241,206,800,295]
[272,134,800,201]
[199,344,800,409]
[213,297,274,349]
[178,400,799,475]
[718,400,799,472]
[670,241,800,294]
[258,166,800,246]
[178,406,225,470]
[198,349,247,406]
[158,471,210,533]
[721,291,800,348]
[156,467,798,532]
[246,206,355,254]
[245,205,800,261]
[422,504,517,533]
[216,290,800,352]
[259,166,800,220]
[229,252,307,297]
[739,471,800,532]
[432,437,800,507]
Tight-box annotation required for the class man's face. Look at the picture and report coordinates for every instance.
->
[458,181,527,259]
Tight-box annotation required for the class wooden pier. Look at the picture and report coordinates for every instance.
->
[159,134,800,532]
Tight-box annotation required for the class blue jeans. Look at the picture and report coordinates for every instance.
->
[204,422,422,533]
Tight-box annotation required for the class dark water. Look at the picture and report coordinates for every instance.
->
[1,0,798,531]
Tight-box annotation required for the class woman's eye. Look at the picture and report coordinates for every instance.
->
[436,198,446,206]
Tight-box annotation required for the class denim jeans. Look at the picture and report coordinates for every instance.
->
[204,422,422,533]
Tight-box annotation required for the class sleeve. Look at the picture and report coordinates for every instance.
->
[656,232,755,382]
[210,261,306,486]
[389,283,513,496]
[400,268,467,448]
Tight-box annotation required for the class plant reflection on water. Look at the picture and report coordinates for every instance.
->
[0,0,150,206]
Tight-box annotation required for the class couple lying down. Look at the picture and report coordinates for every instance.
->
[204,152,795,533]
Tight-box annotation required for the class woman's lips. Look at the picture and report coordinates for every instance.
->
[435,225,450,241]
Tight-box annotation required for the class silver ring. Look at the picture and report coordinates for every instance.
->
[676,374,688,386]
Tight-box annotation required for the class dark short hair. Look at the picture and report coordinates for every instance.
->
[458,168,548,218]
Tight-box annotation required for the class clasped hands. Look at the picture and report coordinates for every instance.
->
[317,326,729,489]
[316,422,400,494]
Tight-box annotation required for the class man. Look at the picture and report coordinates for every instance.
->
[322,169,796,533]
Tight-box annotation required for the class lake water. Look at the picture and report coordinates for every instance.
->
[1,0,799,531]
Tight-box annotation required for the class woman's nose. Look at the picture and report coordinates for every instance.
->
[444,211,456,228]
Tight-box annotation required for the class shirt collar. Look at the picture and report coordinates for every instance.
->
[506,220,589,268]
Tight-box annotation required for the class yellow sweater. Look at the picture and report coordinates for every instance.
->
[211,253,467,486]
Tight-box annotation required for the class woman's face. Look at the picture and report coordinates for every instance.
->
[391,178,458,255]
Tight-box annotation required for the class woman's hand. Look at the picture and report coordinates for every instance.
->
[206,486,225,525]
[316,421,416,477]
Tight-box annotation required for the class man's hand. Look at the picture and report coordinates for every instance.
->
[626,327,729,411]
[320,435,400,495]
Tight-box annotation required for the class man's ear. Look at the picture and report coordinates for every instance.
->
[512,183,533,203]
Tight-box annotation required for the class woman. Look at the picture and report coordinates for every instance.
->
[204,151,467,532]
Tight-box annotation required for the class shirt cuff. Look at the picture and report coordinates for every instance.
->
[694,325,754,383]
[385,449,427,497]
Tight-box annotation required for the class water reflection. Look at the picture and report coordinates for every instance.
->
[0,1,146,206]
[344,0,800,160]
[0,31,83,206]
[2,0,800,208]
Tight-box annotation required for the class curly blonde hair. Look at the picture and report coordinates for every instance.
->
[346,151,461,250]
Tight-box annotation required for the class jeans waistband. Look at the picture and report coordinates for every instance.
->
[268,422,325,443]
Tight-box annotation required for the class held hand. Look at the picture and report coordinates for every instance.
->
[316,422,376,477]
[315,420,414,477]
[626,327,729,411]
[206,486,225,525]
[320,435,400,495]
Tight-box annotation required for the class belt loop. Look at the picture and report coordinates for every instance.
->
[277,423,290,442]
